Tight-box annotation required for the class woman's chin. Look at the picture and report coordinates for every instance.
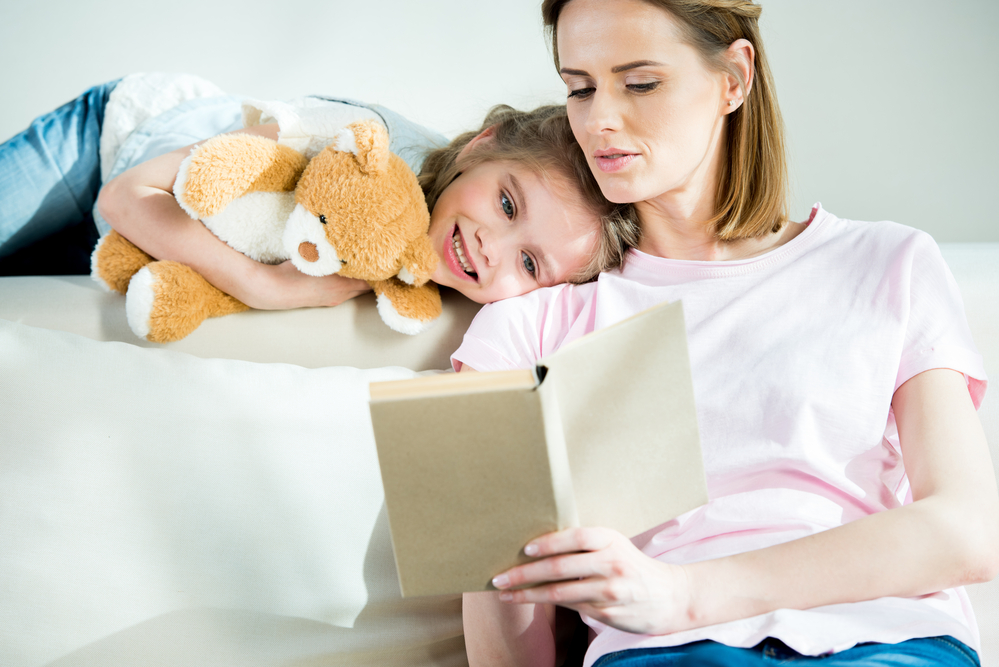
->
[595,176,647,205]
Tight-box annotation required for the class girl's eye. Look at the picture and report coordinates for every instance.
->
[627,82,659,93]
[501,191,515,219]
[521,252,537,277]
[567,87,595,100]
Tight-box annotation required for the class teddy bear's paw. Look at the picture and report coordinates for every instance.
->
[373,280,442,336]
[126,261,249,343]
[90,231,154,295]
[174,134,308,220]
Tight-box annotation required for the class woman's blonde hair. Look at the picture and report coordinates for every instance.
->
[541,0,788,241]
[419,105,641,282]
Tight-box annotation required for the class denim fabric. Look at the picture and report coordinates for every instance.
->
[591,636,980,667]
[0,80,119,260]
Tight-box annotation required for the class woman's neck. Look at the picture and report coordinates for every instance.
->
[634,196,803,262]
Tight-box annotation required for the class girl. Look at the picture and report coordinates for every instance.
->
[456,2,999,666]
[0,73,640,310]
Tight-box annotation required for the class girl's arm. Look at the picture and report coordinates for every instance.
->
[96,123,371,310]
[482,368,999,652]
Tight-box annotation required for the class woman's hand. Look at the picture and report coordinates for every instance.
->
[246,260,372,310]
[490,526,693,636]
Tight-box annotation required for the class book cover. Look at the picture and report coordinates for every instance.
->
[368,299,706,597]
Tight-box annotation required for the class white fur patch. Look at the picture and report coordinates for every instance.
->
[125,267,156,340]
[203,192,296,263]
[397,266,417,286]
[376,293,437,336]
[332,127,358,156]
[89,234,113,292]
[282,204,343,276]
[173,148,201,220]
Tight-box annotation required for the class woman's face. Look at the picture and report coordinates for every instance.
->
[556,0,734,206]
[427,160,601,304]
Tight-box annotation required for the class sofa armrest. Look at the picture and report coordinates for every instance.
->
[0,276,480,370]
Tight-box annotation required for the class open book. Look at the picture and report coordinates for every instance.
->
[368,299,706,597]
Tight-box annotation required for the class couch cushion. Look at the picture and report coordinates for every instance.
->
[0,319,465,667]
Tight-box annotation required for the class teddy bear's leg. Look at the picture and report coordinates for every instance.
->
[90,230,154,295]
[126,260,249,343]
[371,278,442,336]
[175,134,309,220]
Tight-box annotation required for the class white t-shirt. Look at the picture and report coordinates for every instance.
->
[451,205,988,665]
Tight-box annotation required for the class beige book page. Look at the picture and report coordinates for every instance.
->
[540,300,707,537]
[370,383,575,596]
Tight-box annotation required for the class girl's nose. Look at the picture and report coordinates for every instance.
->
[474,226,511,271]
[584,89,623,136]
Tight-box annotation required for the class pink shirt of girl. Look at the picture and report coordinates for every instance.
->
[451,205,988,665]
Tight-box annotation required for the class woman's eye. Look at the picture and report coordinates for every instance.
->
[500,192,515,219]
[627,82,659,93]
[521,252,537,277]
[567,87,595,100]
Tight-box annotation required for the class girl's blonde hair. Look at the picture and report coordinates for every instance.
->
[419,105,641,282]
[541,0,789,241]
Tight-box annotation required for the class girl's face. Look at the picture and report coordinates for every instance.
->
[427,160,601,304]
[556,0,735,206]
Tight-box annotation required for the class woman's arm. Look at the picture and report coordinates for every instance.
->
[488,368,999,640]
[96,123,371,310]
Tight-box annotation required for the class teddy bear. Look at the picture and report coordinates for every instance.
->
[91,119,442,342]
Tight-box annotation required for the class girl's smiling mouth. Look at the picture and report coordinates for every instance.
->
[444,224,479,282]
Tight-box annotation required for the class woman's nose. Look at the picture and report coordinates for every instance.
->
[583,88,623,136]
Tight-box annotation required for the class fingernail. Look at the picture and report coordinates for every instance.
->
[499,592,514,602]
[492,574,510,589]
[524,543,540,557]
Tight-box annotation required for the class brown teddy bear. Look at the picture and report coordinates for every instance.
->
[91,120,442,342]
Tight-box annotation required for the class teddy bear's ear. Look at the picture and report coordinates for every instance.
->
[332,120,391,176]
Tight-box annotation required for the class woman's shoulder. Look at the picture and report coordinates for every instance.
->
[808,205,944,265]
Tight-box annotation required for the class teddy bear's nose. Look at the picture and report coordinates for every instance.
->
[298,242,319,262]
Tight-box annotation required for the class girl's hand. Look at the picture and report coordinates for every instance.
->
[490,527,694,636]
[245,260,372,310]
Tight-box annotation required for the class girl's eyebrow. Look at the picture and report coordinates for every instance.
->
[509,174,527,220]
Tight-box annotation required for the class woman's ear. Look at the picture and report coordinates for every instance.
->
[455,125,496,165]
[724,38,755,113]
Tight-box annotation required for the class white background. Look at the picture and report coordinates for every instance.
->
[1,0,996,241]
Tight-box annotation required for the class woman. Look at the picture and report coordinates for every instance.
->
[456,1,999,665]
[0,73,639,309]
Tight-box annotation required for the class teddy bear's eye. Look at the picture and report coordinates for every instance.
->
[319,214,327,225]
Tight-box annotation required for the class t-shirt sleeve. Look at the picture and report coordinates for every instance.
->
[450,289,559,372]
[895,232,987,408]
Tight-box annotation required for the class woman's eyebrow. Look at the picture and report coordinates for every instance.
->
[561,60,665,77]
[611,60,665,73]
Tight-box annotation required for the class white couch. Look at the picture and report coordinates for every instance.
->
[1,243,997,667]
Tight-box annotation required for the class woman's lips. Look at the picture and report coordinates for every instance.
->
[594,148,639,173]
[443,224,478,283]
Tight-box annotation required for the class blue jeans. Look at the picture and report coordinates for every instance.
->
[0,80,119,272]
[591,636,980,667]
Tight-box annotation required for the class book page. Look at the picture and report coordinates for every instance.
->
[540,300,707,537]
[369,383,576,596]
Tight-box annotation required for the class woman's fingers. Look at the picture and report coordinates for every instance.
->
[523,526,618,558]
[492,527,633,591]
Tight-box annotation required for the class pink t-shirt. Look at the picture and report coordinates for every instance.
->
[451,206,988,665]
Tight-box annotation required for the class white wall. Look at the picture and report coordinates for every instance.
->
[2,0,996,241]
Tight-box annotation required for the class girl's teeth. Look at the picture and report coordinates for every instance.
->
[452,229,475,275]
